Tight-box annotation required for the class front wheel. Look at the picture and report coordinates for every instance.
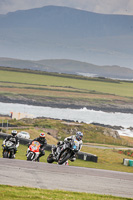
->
[58,149,71,165]
[27,152,34,161]
[47,154,55,163]
[3,151,8,158]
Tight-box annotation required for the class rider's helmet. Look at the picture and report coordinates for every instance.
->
[11,130,17,136]
[39,132,46,141]
[76,131,83,141]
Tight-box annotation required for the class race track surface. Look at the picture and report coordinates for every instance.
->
[0,158,133,198]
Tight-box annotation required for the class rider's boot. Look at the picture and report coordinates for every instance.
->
[69,155,76,162]
[36,157,40,162]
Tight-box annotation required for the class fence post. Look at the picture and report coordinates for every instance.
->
[7,120,8,131]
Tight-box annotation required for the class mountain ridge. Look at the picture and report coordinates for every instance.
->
[0,57,133,79]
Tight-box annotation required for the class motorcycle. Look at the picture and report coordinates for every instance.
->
[2,141,16,158]
[47,138,80,165]
[26,141,41,161]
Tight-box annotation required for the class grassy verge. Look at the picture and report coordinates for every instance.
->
[0,185,132,200]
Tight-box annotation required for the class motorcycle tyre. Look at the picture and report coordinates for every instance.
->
[58,150,71,165]
[3,151,8,158]
[27,152,34,161]
[47,154,55,163]
[9,150,15,159]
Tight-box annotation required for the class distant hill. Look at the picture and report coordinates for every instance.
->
[0,57,133,79]
[0,6,133,69]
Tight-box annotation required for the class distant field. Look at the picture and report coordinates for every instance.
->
[0,67,133,111]
[0,69,133,97]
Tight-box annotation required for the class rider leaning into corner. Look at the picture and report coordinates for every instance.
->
[2,130,19,157]
[56,131,83,162]
[28,132,47,162]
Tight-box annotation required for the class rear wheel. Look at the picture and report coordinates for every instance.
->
[47,154,54,163]
[9,150,15,159]
[58,149,71,165]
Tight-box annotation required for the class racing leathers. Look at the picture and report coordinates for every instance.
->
[64,135,83,151]
[29,137,47,160]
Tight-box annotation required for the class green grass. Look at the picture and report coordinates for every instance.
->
[0,185,132,200]
[0,69,133,98]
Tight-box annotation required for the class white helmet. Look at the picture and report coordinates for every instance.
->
[76,131,83,141]
[11,130,17,136]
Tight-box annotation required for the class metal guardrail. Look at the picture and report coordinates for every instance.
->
[0,132,98,162]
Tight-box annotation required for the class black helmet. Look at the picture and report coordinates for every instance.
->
[39,132,46,141]
[11,130,17,136]
[76,131,83,141]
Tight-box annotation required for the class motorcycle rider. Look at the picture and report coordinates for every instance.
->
[55,131,83,162]
[2,130,19,157]
[28,132,47,162]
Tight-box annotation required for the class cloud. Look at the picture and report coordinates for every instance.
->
[0,0,45,14]
[0,0,133,15]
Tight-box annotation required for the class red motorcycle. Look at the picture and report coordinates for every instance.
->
[26,141,40,161]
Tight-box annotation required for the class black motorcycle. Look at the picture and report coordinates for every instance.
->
[2,141,16,158]
[47,138,80,165]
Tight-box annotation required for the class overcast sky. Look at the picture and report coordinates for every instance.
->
[0,0,133,15]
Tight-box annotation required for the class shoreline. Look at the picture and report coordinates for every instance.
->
[1,100,133,136]
[1,98,133,114]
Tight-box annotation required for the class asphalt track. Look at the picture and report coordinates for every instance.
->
[0,158,133,198]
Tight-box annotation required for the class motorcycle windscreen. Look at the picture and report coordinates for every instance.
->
[30,141,40,152]
[72,139,80,151]
[5,141,14,147]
